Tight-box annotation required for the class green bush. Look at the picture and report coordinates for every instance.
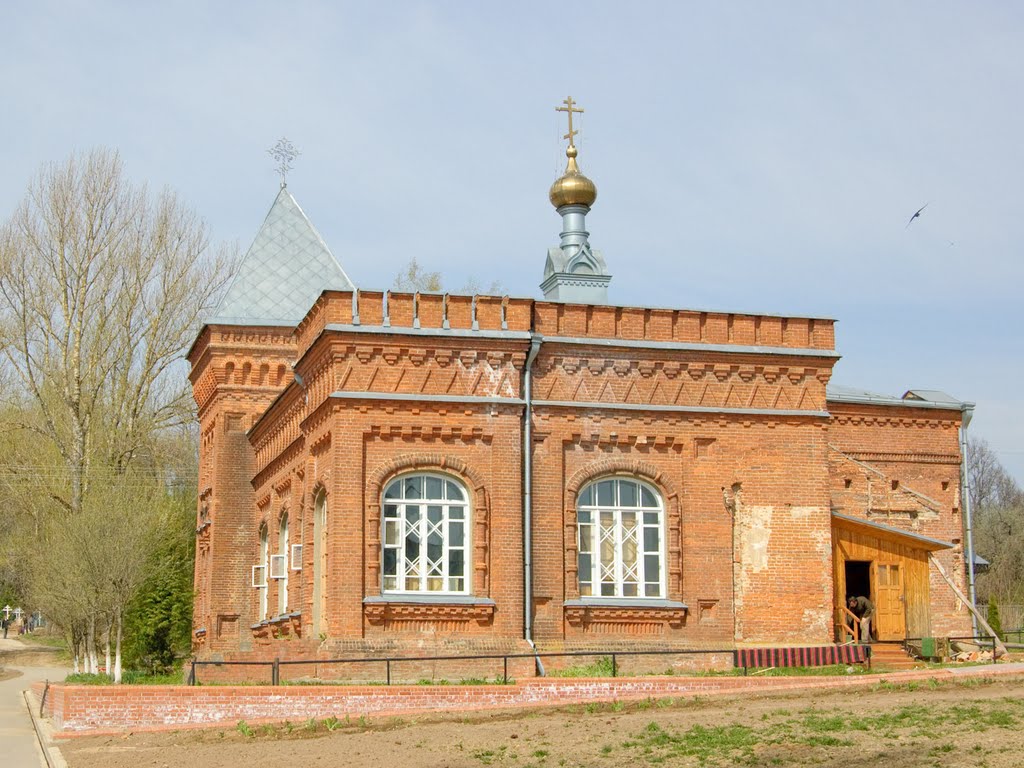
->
[987,597,1004,641]
[64,673,113,685]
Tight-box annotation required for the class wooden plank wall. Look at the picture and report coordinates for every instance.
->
[832,526,931,639]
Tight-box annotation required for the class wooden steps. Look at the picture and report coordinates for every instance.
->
[868,642,920,670]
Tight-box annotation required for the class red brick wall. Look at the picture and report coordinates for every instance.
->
[39,666,1020,735]
[827,402,971,637]
[188,326,298,653]
[189,292,967,667]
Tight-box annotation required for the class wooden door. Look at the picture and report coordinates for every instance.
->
[875,562,906,640]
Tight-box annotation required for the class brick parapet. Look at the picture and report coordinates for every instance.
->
[290,291,836,364]
[533,302,835,350]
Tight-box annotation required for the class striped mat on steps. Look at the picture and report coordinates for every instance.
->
[734,644,870,669]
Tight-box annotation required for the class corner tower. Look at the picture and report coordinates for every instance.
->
[541,96,611,303]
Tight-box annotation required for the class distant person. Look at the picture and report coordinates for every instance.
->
[1,616,8,639]
[847,595,874,643]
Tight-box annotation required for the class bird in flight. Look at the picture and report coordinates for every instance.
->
[905,203,928,229]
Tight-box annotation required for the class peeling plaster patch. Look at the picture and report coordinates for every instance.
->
[809,522,831,556]
[802,605,831,638]
[742,505,773,573]
[790,505,817,519]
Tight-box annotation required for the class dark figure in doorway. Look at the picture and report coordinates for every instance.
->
[847,595,874,643]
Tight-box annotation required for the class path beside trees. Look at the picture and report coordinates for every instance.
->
[0,149,235,681]
[0,639,69,768]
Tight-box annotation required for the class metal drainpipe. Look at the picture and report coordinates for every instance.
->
[523,335,543,668]
[959,404,978,635]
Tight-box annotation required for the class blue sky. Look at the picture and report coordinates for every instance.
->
[3,2,1022,481]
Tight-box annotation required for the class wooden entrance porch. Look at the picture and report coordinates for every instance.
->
[831,512,955,643]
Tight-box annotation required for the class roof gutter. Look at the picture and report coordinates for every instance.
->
[959,402,979,635]
[523,334,543,673]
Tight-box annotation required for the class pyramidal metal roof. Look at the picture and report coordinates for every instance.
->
[210,186,354,326]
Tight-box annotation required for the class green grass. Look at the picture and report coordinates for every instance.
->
[616,694,1024,765]
[17,633,68,650]
[547,656,616,678]
[64,669,184,685]
[624,722,759,763]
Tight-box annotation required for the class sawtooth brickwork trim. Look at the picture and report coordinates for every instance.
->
[188,289,972,671]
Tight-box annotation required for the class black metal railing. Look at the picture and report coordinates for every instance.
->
[188,648,737,686]
[1002,627,1024,644]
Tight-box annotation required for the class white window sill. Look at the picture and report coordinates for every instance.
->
[364,595,495,606]
[564,598,688,611]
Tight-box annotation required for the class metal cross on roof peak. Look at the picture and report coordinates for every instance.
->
[556,96,584,148]
[267,137,301,187]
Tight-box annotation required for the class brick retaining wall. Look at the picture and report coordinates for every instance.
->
[31,666,1024,736]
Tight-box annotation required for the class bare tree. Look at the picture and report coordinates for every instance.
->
[968,437,1024,606]
[0,149,234,514]
[0,149,234,679]
[393,257,442,292]
[393,257,504,295]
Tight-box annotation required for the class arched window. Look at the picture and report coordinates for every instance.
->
[382,473,469,594]
[312,489,328,635]
[258,523,269,620]
[277,512,289,615]
[577,477,665,599]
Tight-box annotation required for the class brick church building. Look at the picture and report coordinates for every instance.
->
[189,107,974,672]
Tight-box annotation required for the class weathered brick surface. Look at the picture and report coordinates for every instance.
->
[40,666,1023,735]
[188,289,969,671]
[828,402,972,637]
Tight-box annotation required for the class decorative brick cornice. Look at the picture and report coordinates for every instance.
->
[363,601,495,626]
[252,436,305,490]
[840,450,960,465]
[831,413,959,430]
[564,603,687,629]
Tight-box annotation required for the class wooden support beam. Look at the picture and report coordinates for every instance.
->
[928,553,1007,658]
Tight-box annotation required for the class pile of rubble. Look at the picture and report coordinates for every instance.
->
[951,648,995,662]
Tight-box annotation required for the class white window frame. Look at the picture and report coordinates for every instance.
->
[269,554,288,580]
[257,525,269,620]
[277,512,290,615]
[576,477,666,599]
[251,564,267,588]
[381,472,470,595]
[291,543,303,571]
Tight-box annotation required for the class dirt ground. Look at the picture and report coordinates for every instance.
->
[59,676,1024,768]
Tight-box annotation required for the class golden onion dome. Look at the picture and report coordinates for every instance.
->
[549,145,597,208]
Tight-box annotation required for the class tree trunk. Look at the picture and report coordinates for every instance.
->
[104,619,111,677]
[113,607,123,683]
[87,613,98,674]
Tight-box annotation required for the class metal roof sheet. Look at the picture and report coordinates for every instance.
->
[210,187,354,325]
[827,384,969,411]
[831,512,955,550]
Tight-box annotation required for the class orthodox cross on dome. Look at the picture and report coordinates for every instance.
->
[267,137,301,187]
[556,96,584,148]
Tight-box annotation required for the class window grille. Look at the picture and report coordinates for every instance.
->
[382,473,470,594]
[577,477,665,599]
